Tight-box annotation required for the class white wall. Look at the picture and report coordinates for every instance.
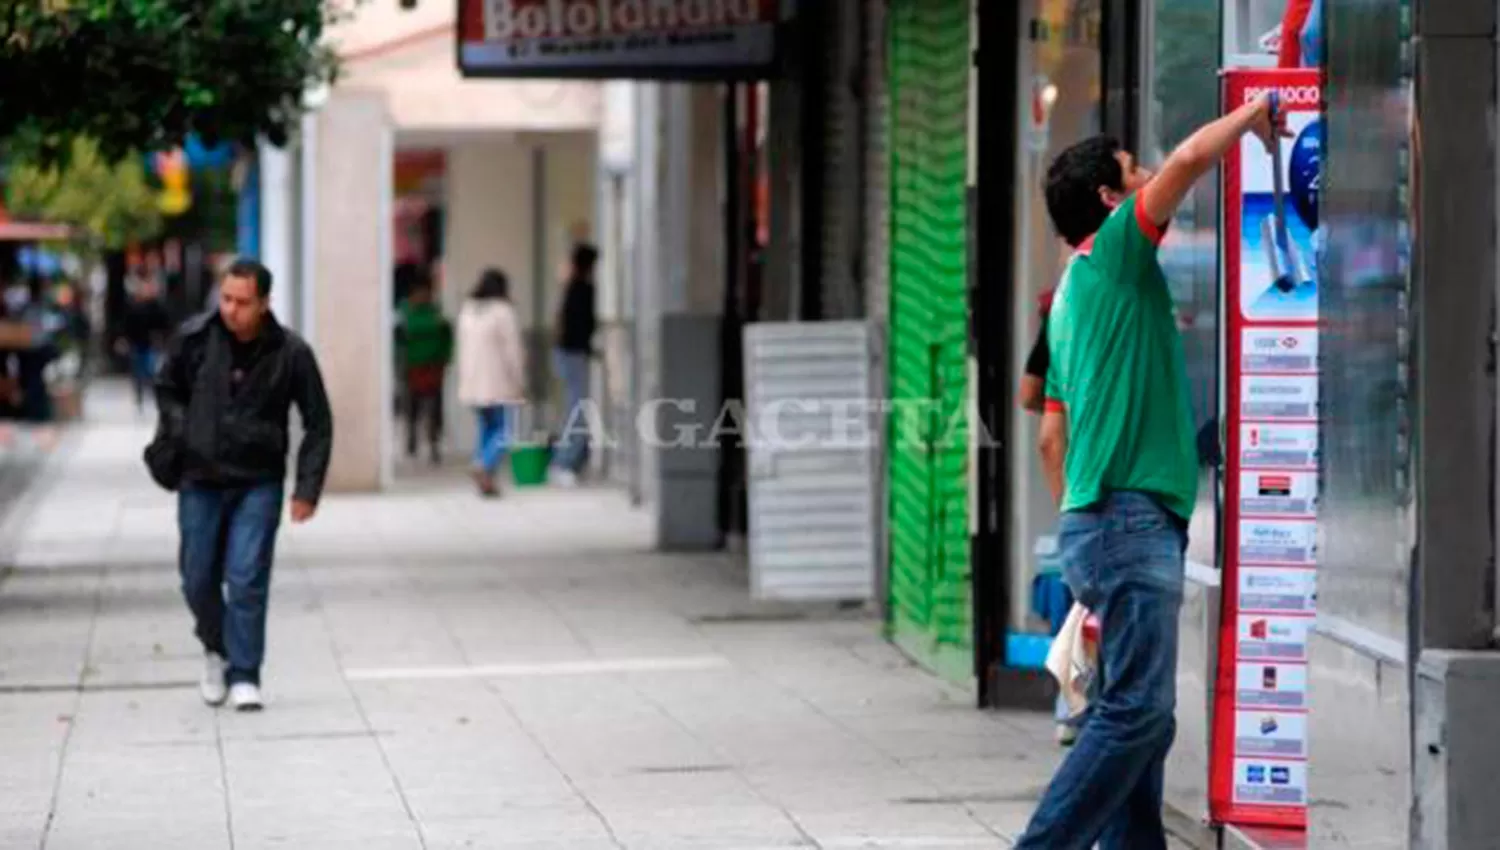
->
[339,36,600,134]
[258,141,296,327]
[325,0,452,57]
[443,133,596,332]
[539,133,599,332]
[444,140,536,327]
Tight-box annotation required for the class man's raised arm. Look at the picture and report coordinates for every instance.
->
[1140,92,1281,229]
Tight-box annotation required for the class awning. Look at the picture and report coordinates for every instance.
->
[0,222,73,242]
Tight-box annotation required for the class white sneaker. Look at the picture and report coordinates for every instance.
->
[200,653,228,706]
[228,682,264,712]
[552,468,578,488]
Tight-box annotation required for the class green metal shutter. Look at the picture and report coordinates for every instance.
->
[886,0,972,682]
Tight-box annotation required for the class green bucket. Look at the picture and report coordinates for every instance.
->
[510,445,551,487]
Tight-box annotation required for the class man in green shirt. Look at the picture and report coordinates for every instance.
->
[1017,93,1281,850]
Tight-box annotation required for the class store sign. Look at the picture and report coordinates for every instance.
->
[457,0,794,79]
[1211,68,1323,832]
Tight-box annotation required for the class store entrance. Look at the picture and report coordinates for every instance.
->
[972,0,1133,707]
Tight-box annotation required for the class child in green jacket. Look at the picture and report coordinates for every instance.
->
[396,278,453,464]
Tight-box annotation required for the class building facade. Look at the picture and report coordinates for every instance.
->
[252,3,1500,844]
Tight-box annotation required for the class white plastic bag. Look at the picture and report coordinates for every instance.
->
[1045,602,1097,720]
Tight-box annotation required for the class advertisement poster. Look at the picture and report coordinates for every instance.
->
[1240,374,1318,421]
[1239,423,1318,469]
[1236,614,1312,662]
[1238,519,1317,565]
[1239,566,1317,614]
[1241,328,1318,372]
[1235,661,1309,710]
[1233,759,1308,807]
[1234,710,1309,758]
[1212,68,1322,830]
[1238,470,1318,517]
[456,0,793,78]
[1237,102,1322,323]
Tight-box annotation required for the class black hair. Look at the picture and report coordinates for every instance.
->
[225,257,273,298]
[571,243,599,275]
[471,268,510,301]
[1044,136,1126,247]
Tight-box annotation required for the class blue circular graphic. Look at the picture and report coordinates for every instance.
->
[1288,118,1322,231]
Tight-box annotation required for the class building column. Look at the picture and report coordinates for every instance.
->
[653,83,726,550]
[258,140,296,329]
[308,90,392,493]
[1411,2,1500,846]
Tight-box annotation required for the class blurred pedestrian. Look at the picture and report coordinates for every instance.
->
[456,268,526,498]
[15,279,58,423]
[151,258,333,712]
[551,243,597,487]
[396,272,453,465]
[119,273,171,413]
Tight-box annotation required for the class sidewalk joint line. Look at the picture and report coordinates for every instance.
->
[37,560,107,850]
[342,655,731,681]
[301,558,431,850]
[424,564,629,850]
[213,708,236,850]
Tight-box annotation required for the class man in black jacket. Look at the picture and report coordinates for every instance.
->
[118,274,172,413]
[155,258,333,711]
[551,243,598,486]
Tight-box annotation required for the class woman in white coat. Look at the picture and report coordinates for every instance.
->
[456,268,527,497]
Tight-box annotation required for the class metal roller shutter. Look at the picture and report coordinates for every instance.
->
[745,321,878,601]
[885,0,973,681]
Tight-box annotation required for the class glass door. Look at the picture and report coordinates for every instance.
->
[1005,0,1105,650]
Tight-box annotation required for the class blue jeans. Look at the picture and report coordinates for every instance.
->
[473,405,510,474]
[178,484,284,686]
[1016,491,1187,850]
[130,345,157,409]
[553,348,590,473]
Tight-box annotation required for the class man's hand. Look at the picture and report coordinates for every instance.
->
[290,499,317,524]
[1247,92,1289,153]
[1142,92,1291,228]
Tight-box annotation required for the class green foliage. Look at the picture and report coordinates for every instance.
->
[5,136,161,249]
[0,0,344,164]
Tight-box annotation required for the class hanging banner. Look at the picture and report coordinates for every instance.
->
[457,0,795,79]
[1211,67,1323,831]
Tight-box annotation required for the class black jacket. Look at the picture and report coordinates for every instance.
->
[153,312,333,503]
[556,276,596,354]
[121,297,172,348]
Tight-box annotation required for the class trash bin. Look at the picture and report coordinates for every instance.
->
[510,445,550,487]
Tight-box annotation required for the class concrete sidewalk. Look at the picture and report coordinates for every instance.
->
[0,384,1112,850]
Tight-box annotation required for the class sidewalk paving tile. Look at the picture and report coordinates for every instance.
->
[0,384,1201,849]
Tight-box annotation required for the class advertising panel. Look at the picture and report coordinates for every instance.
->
[457,0,794,79]
[1211,68,1322,830]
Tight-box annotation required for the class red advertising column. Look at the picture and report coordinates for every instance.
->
[1210,68,1323,831]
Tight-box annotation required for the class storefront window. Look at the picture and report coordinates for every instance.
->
[1317,0,1411,642]
[1007,0,1103,633]
[1142,0,1222,567]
